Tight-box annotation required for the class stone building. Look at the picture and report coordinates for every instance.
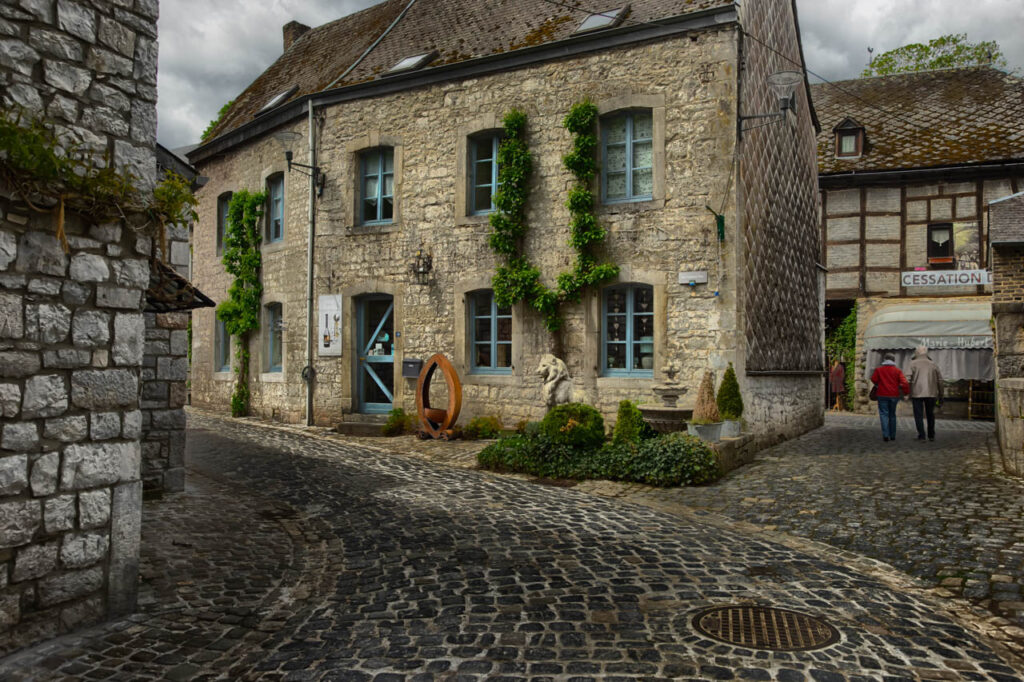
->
[0,0,162,656]
[814,67,1024,416]
[189,0,823,444]
[991,191,1024,475]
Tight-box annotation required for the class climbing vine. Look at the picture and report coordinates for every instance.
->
[825,303,857,407]
[489,110,561,330]
[0,107,197,252]
[557,100,618,302]
[488,103,620,334]
[216,190,265,417]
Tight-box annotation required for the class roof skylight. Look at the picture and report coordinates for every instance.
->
[574,6,628,34]
[388,51,437,74]
[257,85,298,115]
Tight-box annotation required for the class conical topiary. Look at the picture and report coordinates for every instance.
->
[716,363,743,420]
[691,370,720,424]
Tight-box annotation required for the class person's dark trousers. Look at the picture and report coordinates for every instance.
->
[878,396,899,440]
[912,397,937,439]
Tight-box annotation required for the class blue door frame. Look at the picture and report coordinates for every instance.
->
[356,295,394,414]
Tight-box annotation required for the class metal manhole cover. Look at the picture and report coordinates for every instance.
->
[692,606,840,651]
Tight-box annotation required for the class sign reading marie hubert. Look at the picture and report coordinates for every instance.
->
[900,270,991,287]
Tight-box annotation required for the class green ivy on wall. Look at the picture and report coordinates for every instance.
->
[216,190,265,417]
[557,100,618,302]
[488,104,619,335]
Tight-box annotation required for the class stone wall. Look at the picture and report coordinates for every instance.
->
[191,14,821,441]
[140,311,188,494]
[0,0,158,655]
[0,202,148,655]
[991,193,1024,476]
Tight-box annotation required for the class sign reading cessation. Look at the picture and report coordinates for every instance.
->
[900,269,991,287]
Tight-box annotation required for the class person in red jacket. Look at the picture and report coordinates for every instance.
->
[870,353,910,442]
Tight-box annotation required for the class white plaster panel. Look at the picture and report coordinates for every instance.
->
[865,243,899,268]
[826,216,859,242]
[907,200,928,223]
[865,215,900,241]
[865,187,900,213]
[827,243,860,269]
[826,189,860,216]
[930,198,952,220]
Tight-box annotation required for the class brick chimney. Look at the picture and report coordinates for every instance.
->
[283,21,311,51]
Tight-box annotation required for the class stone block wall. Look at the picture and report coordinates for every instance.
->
[0,0,158,655]
[991,193,1024,476]
[0,202,148,655]
[140,312,188,494]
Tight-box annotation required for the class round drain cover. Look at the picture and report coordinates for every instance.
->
[693,605,840,651]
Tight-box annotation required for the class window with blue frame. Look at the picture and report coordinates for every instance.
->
[601,110,653,203]
[266,303,283,372]
[266,174,284,242]
[360,147,394,224]
[602,284,654,376]
[469,289,512,373]
[216,191,232,254]
[469,133,501,214]
[214,317,230,372]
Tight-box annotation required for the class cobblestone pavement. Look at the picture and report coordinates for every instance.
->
[2,413,1023,680]
[604,415,1024,640]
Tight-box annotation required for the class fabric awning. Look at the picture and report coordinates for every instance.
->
[863,303,993,351]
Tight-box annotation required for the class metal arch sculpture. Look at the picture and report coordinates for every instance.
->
[415,353,463,440]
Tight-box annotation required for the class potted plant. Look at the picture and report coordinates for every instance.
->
[716,363,743,438]
[688,370,722,442]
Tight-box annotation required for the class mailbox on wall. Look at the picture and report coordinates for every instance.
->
[402,359,423,378]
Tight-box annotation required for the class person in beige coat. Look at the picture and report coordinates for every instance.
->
[909,346,943,441]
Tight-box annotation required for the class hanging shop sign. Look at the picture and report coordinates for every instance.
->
[900,270,990,287]
[318,294,342,356]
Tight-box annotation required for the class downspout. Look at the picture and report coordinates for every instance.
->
[305,100,316,426]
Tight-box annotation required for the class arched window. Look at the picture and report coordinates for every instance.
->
[360,147,394,224]
[601,284,654,376]
[601,110,653,204]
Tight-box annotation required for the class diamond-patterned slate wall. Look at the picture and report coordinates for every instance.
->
[739,0,823,372]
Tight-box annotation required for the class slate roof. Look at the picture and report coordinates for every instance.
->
[146,259,216,313]
[205,0,732,142]
[812,67,1024,176]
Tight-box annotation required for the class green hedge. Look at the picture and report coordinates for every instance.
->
[478,426,720,487]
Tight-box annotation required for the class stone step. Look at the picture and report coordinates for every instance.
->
[335,415,389,437]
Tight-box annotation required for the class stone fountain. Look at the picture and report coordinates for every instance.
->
[638,361,692,433]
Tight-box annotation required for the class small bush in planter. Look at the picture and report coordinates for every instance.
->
[691,370,720,424]
[634,432,720,486]
[716,363,743,421]
[612,400,656,445]
[462,415,503,440]
[381,408,416,436]
[540,403,605,450]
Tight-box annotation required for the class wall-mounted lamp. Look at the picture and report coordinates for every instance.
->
[739,70,803,131]
[272,130,326,197]
[412,249,433,284]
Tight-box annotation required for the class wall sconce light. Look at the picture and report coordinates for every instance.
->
[412,249,433,284]
[739,70,804,131]
[272,130,326,197]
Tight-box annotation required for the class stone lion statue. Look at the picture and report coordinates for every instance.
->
[537,354,574,407]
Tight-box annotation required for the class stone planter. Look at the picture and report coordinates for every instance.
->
[720,419,741,438]
[638,405,692,433]
[689,421,722,443]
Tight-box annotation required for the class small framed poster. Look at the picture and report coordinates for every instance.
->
[318,295,342,356]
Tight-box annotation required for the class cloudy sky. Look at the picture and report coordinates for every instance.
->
[155,0,1024,150]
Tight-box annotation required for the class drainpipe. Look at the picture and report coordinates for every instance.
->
[305,100,316,426]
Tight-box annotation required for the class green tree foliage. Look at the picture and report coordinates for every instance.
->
[862,34,1008,77]
[612,400,655,445]
[216,190,265,417]
[825,303,857,407]
[201,99,235,142]
[715,363,743,420]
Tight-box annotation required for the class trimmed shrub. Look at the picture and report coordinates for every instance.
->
[462,415,503,440]
[381,408,416,436]
[716,363,743,420]
[612,400,656,445]
[691,370,720,424]
[477,433,578,479]
[634,432,720,486]
[540,403,605,450]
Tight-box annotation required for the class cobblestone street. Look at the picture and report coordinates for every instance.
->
[1,412,1023,680]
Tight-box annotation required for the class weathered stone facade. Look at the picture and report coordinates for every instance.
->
[190,0,822,445]
[0,0,157,656]
[140,311,188,493]
[991,192,1024,476]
